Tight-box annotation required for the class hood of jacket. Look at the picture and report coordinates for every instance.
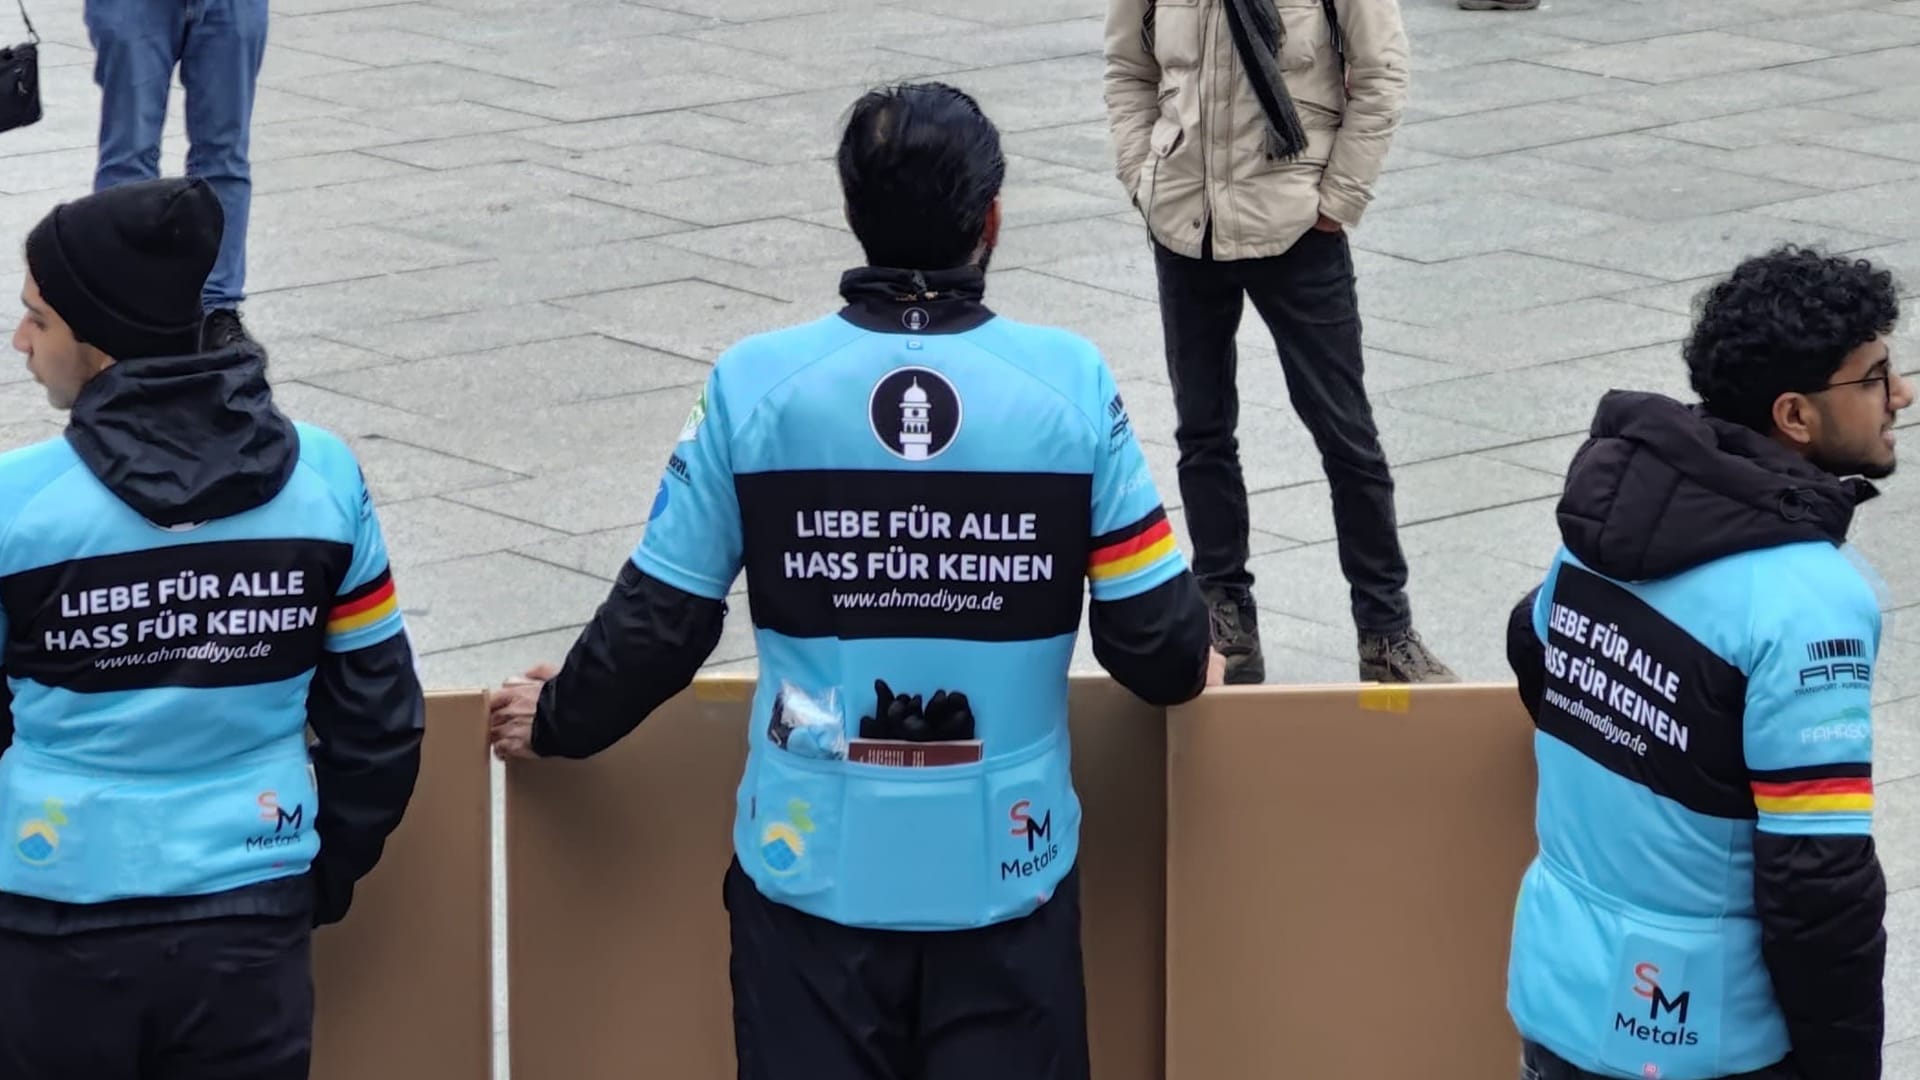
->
[1556,390,1879,582]
[64,342,298,528]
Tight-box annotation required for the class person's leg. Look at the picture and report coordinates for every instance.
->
[0,925,146,1079]
[723,856,916,1080]
[178,0,269,327]
[1150,234,1266,684]
[1239,227,1456,682]
[916,864,1090,1080]
[146,914,314,1080]
[84,0,182,194]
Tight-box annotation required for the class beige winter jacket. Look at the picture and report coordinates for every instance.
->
[1102,0,1410,261]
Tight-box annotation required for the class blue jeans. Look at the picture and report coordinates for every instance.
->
[84,0,268,310]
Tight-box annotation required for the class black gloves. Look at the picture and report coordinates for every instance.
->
[859,679,975,742]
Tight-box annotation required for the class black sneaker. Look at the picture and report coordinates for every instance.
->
[1201,585,1266,685]
[201,307,253,351]
[1358,627,1459,683]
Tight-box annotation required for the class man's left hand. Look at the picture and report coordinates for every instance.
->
[488,662,558,761]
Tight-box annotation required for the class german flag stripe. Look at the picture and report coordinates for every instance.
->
[1089,512,1176,582]
[1091,505,1167,551]
[328,569,397,635]
[1753,776,1873,815]
[1750,761,1872,783]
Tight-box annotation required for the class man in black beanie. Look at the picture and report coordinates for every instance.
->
[18,175,224,408]
[0,175,426,1078]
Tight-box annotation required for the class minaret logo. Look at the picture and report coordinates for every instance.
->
[868,365,960,462]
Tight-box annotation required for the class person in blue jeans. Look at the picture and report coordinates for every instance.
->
[84,0,267,350]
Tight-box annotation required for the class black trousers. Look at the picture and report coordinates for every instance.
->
[724,856,1090,1080]
[1151,226,1412,635]
[0,914,313,1079]
[1521,1040,1802,1080]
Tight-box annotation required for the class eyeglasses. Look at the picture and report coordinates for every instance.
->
[1811,367,1894,407]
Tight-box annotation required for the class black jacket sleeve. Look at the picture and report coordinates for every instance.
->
[1087,569,1212,707]
[1506,585,1544,721]
[1755,831,1888,1080]
[530,561,728,760]
[0,678,13,757]
[305,631,426,927]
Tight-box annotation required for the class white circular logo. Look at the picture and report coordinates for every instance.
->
[902,308,930,331]
[868,366,961,462]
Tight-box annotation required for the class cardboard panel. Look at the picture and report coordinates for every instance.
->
[312,690,494,1080]
[506,673,1167,1080]
[1164,683,1539,1080]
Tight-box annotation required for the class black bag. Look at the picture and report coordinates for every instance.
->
[0,0,41,135]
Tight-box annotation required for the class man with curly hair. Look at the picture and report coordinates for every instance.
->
[1501,244,1909,1080]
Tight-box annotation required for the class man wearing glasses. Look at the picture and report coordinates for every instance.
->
[1502,244,1909,1080]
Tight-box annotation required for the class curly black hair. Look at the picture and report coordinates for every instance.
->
[1684,244,1901,433]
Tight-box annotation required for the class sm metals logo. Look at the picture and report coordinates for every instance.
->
[1000,799,1059,881]
[1616,962,1699,1048]
[249,790,306,854]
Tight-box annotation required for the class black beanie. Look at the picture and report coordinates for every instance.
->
[24,176,224,361]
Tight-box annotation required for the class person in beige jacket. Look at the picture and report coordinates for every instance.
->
[1102,0,1456,685]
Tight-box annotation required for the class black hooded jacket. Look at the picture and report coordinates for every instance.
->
[1508,390,1887,1080]
[0,344,424,933]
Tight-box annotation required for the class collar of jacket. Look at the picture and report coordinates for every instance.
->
[838,264,994,335]
[65,341,299,529]
[1556,389,1878,582]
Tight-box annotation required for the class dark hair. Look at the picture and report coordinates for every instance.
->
[837,82,1006,271]
[1685,244,1900,433]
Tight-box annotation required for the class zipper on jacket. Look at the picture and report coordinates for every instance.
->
[1198,0,1214,244]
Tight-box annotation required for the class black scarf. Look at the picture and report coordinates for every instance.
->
[1144,0,1332,163]
[1223,0,1310,161]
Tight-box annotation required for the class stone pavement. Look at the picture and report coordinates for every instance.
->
[0,0,1917,1069]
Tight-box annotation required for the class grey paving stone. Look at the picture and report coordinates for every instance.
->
[1782,41,1920,90]
[553,279,806,363]
[1403,25,1597,72]
[1395,495,1567,571]
[379,497,569,570]
[1673,142,1920,193]
[395,551,613,655]
[1542,161,1826,222]
[652,217,862,269]
[1891,891,1920,1045]
[418,626,593,690]
[323,302,581,361]
[313,335,709,421]
[1740,7,1920,50]
[1365,299,1691,371]
[1563,67,1866,125]
[1657,105,1882,152]
[1885,776,1920,895]
[259,337,401,383]
[1246,455,1563,546]
[246,224,486,293]
[1395,100,1660,159]
[281,62,543,111]
[1889,1038,1920,1080]
[1875,695,1920,786]
[1534,30,1831,84]
[385,198,694,259]
[444,460,673,536]
[514,525,650,580]
[1400,60,1634,119]
[340,434,527,505]
[1515,210,1893,282]
[356,133,569,172]
[252,150,428,194]
[1347,190,1640,263]
[1367,148,1620,216]
[1756,179,1920,241]
[1356,252,1660,326]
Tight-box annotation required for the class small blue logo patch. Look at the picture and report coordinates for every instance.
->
[648,479,669,522]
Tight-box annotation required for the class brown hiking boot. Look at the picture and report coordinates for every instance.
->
[1202,586,1266,685]
[1359,628,1459,683]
